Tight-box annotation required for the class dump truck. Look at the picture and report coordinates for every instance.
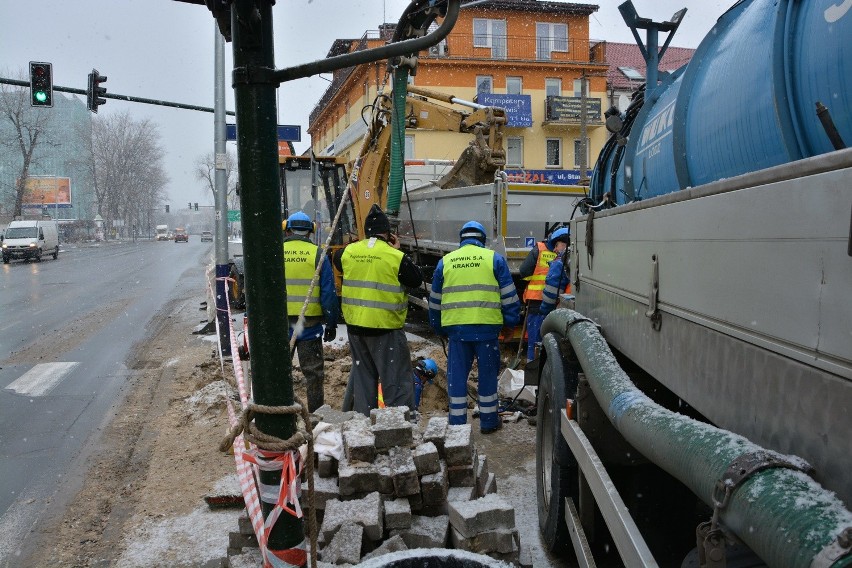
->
[533,1,852,567]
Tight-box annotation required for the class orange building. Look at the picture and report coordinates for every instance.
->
[308,0,610,186]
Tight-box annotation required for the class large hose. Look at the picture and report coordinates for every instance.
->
[541,309,852,568]
[386,67,409,216]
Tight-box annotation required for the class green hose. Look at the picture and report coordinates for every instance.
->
[541,309,852,568]
[386,67,408,216]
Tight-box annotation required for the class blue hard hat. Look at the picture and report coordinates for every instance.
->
[459,221,486,243]
[416,358,439,379]
[547,227,570,248]
[285,211,313,233]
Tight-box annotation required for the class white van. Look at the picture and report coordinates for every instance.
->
[2,219,59,263]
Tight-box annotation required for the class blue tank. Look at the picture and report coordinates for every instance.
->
[592,0,852,204]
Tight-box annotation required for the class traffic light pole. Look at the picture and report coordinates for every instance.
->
[230,0,302,562]
[0,78,235,115]
[214,23,231,357]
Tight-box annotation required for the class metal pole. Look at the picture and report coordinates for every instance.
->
[214,23,231,357]
[231,0,302,558]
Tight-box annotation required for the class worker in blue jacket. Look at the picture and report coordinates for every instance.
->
[283,211,339,412]
[540,250,571,317]
[429,221,521,434]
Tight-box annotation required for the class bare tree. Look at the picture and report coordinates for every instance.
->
[194,149,240,209]
[0,69,58,217]
[91,111,168,238]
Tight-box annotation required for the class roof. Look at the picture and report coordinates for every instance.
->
[461,0,598,16]
[604,41,696,90]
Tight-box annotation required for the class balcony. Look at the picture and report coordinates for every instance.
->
[543,96,603,126]
[421,35,607,65]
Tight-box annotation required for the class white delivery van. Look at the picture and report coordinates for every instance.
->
[2,219,59,263]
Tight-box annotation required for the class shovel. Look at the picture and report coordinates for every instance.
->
[508,308,529,370]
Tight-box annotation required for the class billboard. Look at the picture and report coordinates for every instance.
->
[21,176,72,208]
[477,93,533,127]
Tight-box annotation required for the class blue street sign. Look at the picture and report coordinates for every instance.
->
[225,124,301,142]
[524,237,535,248]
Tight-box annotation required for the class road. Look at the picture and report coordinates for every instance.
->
[0,238,211,564]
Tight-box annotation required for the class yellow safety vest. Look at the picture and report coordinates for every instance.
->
[440,245,503,326]
[284,239,323,318]
[341,238,407,329]
[523,241,556,301]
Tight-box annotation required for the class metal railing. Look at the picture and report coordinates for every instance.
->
[422,34,607,64]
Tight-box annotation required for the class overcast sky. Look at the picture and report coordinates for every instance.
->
[0,1,730,209]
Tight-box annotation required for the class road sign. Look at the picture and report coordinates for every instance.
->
[524,237,535,248]
[226,124,301,142]
[227,210,241,222]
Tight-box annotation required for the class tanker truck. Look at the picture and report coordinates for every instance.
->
[533,1,852,567]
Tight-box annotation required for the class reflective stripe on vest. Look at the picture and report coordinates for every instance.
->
[523,241,556,301]
[341,238,407,328]
[440,245,503,326]
[284,239,323,317]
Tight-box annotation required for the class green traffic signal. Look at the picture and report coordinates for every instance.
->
[34,91,48,103]
[29,61,53,107]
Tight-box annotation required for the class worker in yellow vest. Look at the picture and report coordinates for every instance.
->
[518,226,570,361]
[429,221,521,434]
[333,205,422,416]
[283,211,339,412]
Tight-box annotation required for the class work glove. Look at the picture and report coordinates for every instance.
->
[322,325,337,342]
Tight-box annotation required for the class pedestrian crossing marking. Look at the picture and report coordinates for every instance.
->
[5,362,80,396]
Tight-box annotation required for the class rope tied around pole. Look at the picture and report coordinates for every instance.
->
[220,393,320,568]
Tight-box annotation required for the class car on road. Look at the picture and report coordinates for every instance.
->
[174,228,188,243]
[201,231,213,242]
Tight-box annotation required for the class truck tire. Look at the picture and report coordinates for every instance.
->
[2,255,9,264]
[536,331,579,554]
[52,246,58,259]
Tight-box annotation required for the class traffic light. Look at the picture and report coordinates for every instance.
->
[86,69,107,113]
[29,62,53,107]
[165,205,170,213]
[194,203,199,211]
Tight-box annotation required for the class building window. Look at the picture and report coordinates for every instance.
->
[473,18,507,59]
[507,137,523,167]
[345,100,350,127]
[546,138,562,167]
[405,135,414,160]
[536,22,568,60]
[545,78,562,98]
[476,75,493,96]
[573,79,587,97]
[506,76,522,95]
[574,139,589,168]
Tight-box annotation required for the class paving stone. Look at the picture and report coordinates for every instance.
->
[228,547,263,568]
[342,420,376,463]
[338,457,380,496]
[300,471,340,510]
[321,491,384,542]
[314,404,364,425]
[388,446,420,497]
[423,416,448,457]
[447,485,477,503]
[444,424,473,466]
[372,409,414,450]
[399,514,449,549]
[450,526,519,554]
[417,501,449,517]
[408,491,424,513]
[447,463,475,488]
[228,531,257,550]
[518,543,534,567]
[475,453,489,494]
[237,512,253,535]
[384,498,412,530]
[370,405,411,424]
[373,454,395,495]
[420,459,447,505]
[413,442,440,475]
[318,453,338,478]
[447,494,515,538]
[483,472,497,496]
[320,522,363,565]
[360,534,408,562]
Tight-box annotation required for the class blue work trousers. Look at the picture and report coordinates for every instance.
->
[447,337,500,432]
[526,312,545,361]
